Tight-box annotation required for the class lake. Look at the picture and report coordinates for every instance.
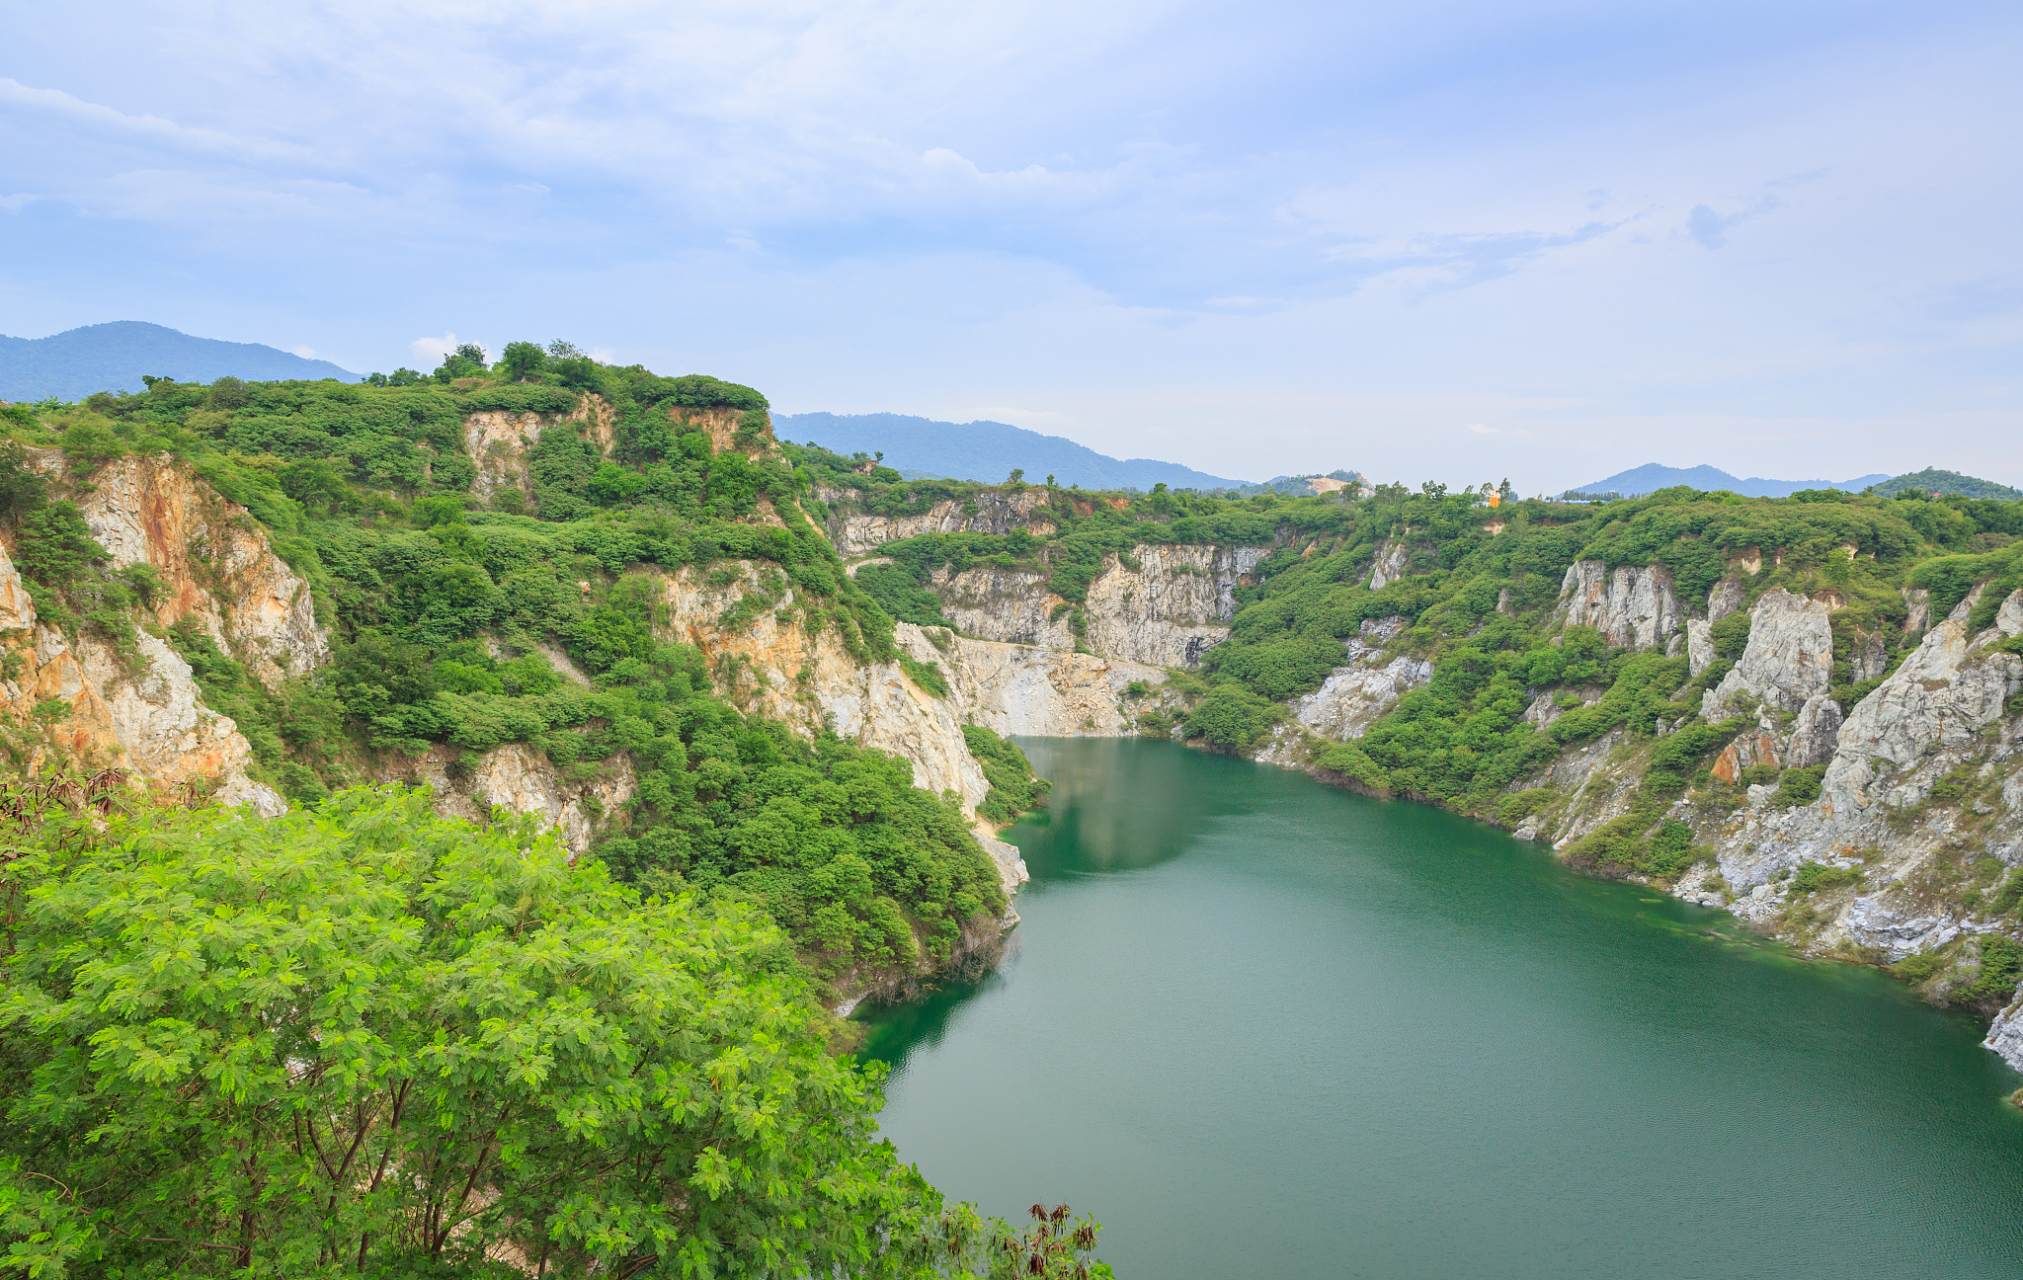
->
[859,737,2023,1279]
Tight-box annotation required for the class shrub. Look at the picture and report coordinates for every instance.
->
[1185,682,1284,749]
[1787,861,1862,896]
[1710,610,1752,660]
[964,723,1052,826]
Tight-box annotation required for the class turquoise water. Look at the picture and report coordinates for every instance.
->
[859,738,2023,1279]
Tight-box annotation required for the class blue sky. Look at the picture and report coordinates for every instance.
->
[3,0,2019,490]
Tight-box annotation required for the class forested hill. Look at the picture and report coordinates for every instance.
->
[0,320,358,400]
[0,345,1126,1276]
[820,463,2023,1019]
[0,343,1039,1005]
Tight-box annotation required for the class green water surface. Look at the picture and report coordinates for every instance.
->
[858,738,2023,1279]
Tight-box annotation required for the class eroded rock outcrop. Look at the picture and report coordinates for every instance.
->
[935,566,1076,650]
[1082,545,1268,667]
[375,744,636,855]
[0,529,279,813]
[41,453,328,688]
[909,628,1168,739]
[829,488,1055,557]
[1644,587,2023,1041]
[1288,618,1431,741]
[1367,538,1411,590]
[1556,561,1684,651]
[1702,588,1835,720]
[1823,588,2023,814]
[933,543,1265,668]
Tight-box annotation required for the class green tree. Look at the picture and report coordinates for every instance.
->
[0,789,958,1279]
[498,340,548,382]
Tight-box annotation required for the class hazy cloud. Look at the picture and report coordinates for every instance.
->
[1,0,2019,489]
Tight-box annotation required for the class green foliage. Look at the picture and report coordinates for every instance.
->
[963,724,1051,826]
[0,789,978,1278]
[901,654,950,698]
[1787,861,1862,896]
[1709,610,1752,660]
[854,561,953,627]
[1184,682,1283,750]
[0,441,48,521]
[1772,765,1826,807]
[1965,935,2023,1003]
[1560,809,1703,880]
[497,339,548,382]
[1993,870,2023,917]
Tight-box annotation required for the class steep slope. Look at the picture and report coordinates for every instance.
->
[818,461,2023,1072]
[0,451,331,812]
[0,366,1057,1001]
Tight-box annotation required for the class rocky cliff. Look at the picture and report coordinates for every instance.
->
[1521,578,2023,1065]
[824,487,1056,557]
[1261,617,1432,761]
[928,542,1267,668]
[464,393,617,504]
[0,453,332,812]
[1557,560,1685,652]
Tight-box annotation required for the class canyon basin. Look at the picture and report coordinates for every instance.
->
[860,737,2023,1279]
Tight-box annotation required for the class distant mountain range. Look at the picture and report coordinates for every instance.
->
[1571,462,2021,501]
[774,411,1248,491]
[1569,463,1890,499]
[0,321,356,401]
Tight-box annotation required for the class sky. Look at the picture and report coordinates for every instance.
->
[2,0,2020,491]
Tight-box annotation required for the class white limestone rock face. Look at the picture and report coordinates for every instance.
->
[929,630,1168,738]
[830,488,1055,557]
[376,744,636,856]
[1082,544,1268,667]
[935,543,1267,668]
[1849,628,1890,683]
[1663,588,2023,972]
[1703,588,1835,721]
[1986,996,2023,1073]
[1555,561,1683,651]
[1784,695,1845,769]
[936,566,1077,650]
[1292,620,1433,740]
[1707,576,1750,623]
[1686,619,1715,677]
[1823,588,2023,814]
[1367,538,1411,590]
[1902,587,1932,636]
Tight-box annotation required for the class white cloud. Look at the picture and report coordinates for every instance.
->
[0,77,322,169]
[291,345,317,359]
[1466,423,1497,434]
[410,333,461,365]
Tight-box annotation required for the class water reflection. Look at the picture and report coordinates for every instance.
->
[860,737,2023,1280]
[1014,736,1262,876]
